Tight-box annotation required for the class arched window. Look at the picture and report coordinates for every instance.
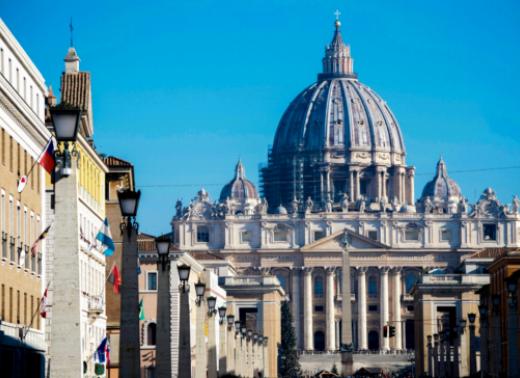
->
[314,330,325,351]
[368,275,378,297]
[405,271,419,294]
[276,274,288,292]
[314,276,324,297]
[147,323,157,345]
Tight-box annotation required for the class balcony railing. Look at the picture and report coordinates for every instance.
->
[88,295,104,316]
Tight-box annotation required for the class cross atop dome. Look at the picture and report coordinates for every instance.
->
[319,11,356,81]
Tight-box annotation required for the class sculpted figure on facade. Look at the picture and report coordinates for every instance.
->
[290,196,299,215]
[341,192,350,212]
[512,195,520,214]
[305,197,314,214]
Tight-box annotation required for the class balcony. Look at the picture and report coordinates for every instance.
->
[88,295,104,316]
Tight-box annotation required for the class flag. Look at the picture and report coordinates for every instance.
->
[38,139,55,174]
[96,218,115,256]
[31,223,52,256]
[40,288,48,318]
[17,175,28,193]
[107,265,122,294]
[96,337,110,365]
[138,298,145,320]
[137,257,141,275]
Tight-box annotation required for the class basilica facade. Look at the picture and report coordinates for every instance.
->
[171,19,520,354]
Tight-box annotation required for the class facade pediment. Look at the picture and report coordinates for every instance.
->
[301,229,390,252]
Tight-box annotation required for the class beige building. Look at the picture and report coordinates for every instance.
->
[413,253,491,377]
[0,17,50,372]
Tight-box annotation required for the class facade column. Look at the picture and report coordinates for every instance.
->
[219,319,227,376]
[325,267,336,351]
[226,324,235,375]
[380,267,390,351]
[355,170,360,200]
[207,311,217,378]
[303,268,314,350]
[349,170,355,201]
[291,268,302,349]
[357,267,368,350]
[407,167,415,205]
[156,264,172,378]
[507,296,519,378]
[195,300,207,378]
[393,268,402,351]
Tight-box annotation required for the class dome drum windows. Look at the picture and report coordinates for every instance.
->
[196,225,210,243]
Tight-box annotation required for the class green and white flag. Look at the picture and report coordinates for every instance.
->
[138,298,145,320]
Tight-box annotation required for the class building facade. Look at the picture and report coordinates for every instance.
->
[478,248,520,378]
[44,45,108,376]
[171,17,520,372]
[0,18,50,372]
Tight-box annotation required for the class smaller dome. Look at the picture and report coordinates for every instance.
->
[274,204,288,215]
[420,158,463,213]
[219,160,259,202]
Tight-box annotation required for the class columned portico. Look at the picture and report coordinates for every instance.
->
[392,268,403,350]
[325,267,336,351]
[357,267,368,350]
[380,267,390,351]
[303,268,314,350]
[291,268,302,349]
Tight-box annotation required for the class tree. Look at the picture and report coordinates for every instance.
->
[278,301,301,378]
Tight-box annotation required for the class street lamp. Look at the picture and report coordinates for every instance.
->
[117,189,141,232]
[207,296,217,315]
[50,104,81,177]
[227,314,235,329]
[178,264,191,292]
[235,321,241,334]
[155,235,171,271]
[247,329,253,339]
[218,306,227,324]
[195,280,206,305]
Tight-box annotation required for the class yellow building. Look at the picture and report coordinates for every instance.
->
[0,18,50,372]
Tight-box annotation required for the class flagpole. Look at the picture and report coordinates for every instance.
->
[23,280,51,340]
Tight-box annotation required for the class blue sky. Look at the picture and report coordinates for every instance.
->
[2,0,520,234]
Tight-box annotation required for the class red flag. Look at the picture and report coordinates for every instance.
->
[108,265,122,294]
[31,223,52,256]
[40,288,48,318]
[38,139,55,174]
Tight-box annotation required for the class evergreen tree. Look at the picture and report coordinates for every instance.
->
[278,301,301,378]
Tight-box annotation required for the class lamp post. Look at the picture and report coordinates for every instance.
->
[478,304,489,377]
[427,335,434,377]
[433,333,440,378]
[48,105,84,378]
[117,188,141,378]
[218,306,228,376]
[241,326,247,376]
[194,280,207,378]
[177,263,192,378]
[226,315,236,374]
[506,281,518,377]
[155,235,172,378]
[466,313,476,377]
[207,296,218,378]
[457,318,468,377]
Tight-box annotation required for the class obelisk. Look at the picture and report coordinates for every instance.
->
[340,232,353,377]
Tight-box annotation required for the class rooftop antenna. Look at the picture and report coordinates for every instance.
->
[69,17,74,47]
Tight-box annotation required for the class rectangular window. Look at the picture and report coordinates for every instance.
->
[23,77,26,99]
[9,136,13,172]
[16,68,19,91]
[147,272,158,291]
[405,224,420,241]
[483,224,497,241]
[1,284,4,320]
[440,228,451,242]
[30,157,34,190]
[240,230,251,243]
[9,287,12,322]
[314,230,326,241]
[23,292,27,324]
[8,58,12,82]
[36,93,40,114]
[17,142,20,175]
[36,297,40,328]
[1,128,4,165]
[367,230,378,241]
[196,226,209,243]
[368,304,378,312]
[0,47,3,74]
[314,305,324,312]
[273,226,288,242]
[30,85,33,107]
[24,150,27,176]
[16,289,20,323]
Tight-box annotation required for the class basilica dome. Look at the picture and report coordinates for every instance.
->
[261,18,414,211]
[272,22,405,164]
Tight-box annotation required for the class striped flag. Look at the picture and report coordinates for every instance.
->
[96,218,115,256]
[40,288,49,318]
[38,139,55,174]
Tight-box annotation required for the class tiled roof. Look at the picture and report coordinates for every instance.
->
[103,155,133,168]
[60,72,91,112]
[191,251,225,261]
